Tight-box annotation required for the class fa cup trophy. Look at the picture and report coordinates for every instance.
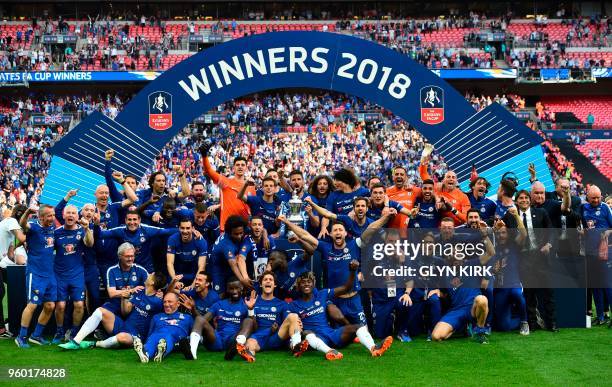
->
[286,190,304,239]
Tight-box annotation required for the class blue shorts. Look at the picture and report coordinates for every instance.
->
[205,331,235,351]
[440,305,473,332]
[314,326,345,348]
[251,328,286,351]
[26,272,57,304]
[101,300,121,315]
[56,274,86,302]
[111,316,138,337]
[332,294,366,326]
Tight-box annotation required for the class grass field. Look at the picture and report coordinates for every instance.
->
[0,327,610,386]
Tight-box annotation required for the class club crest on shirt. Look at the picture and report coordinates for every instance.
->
[45,237,54,247]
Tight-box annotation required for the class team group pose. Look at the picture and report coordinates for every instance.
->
[4,137,611,364]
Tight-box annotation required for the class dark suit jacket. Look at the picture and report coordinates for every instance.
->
[522,206,552,250]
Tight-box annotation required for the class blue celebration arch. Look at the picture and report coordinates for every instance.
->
[42,32,552,207]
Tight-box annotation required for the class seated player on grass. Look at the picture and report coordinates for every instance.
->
[289,260,393,360]
[431,219,495,344]
[133,292,194,363]
[58,242,148,349]
[180,276,256,360]
[59,273,166,350]
[237,270,309,363]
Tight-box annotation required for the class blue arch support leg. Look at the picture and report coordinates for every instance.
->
[41,32,552,206]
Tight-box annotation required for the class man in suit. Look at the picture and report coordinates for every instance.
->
[515,189,557,331]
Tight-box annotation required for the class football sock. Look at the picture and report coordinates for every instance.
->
[305,333,332,353]
[74,308,102,344]
[356,326,376,351]
[97,336,119,348]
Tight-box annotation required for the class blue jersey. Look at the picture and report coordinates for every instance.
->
[490,242,522,288]
[98,225,175,272]
[467,193,497,221]
[246,195,282,234]
[177,208,220,251]
[495,200,513,219]
[167,233,208,279]
[95,201,125,267]
[408,199,441,229]
[326,187,370,215]
[288,288,335,331]
[444,258,483,308]
[258,188,291,202]
[336,215,373,239]
[106,264,149,290]
[148,311,193,339]
[208,299,248,336]
[125,291,164,337]
[54,225,87,278]
[580,202,612,256]
[274,253,310,298]
[239,235,276,279]
[316,239,360,290]
[26,221,55,277]
[209,234,242,284]
[253,297,287,330]
[181,289,220,316]
[367,200,404,220]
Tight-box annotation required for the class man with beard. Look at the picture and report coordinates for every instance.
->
[304,196,373,239]
[239,271,309,362]
[467,177,497,222]
[408,179,444,229]
[279,209,397,327]
[95,210,175,273]
[201,142,254,231]
[167,219,207,288]
[176,271,220,317]
[385,166,421,232]
[236,216,276,284]
[133,292,194,363]
[138,169,191,225]
[419,144,470,225]
[289,261,393,360]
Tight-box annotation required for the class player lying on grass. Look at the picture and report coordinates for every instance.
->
[133,292,194,363]
[236,270,309,363]
[289,260,393,360]
[59,272,166,350]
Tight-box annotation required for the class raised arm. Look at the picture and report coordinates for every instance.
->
[105,149,124,203]
[278,214,318,247]
[332,260,359,297]
[19,207,35,232]
[80,218,94,248]
[304,197,337,220]
[174,165,191,199]
[237,180,254,203]
[361,208,397,244]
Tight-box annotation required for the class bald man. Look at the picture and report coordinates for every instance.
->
[419,145,470,225]
[580,185,612,326]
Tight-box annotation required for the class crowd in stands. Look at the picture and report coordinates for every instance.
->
[0,11,610,71]
[0,89,600,218]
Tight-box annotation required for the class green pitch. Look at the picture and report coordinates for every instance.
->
[1,328,610,386]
